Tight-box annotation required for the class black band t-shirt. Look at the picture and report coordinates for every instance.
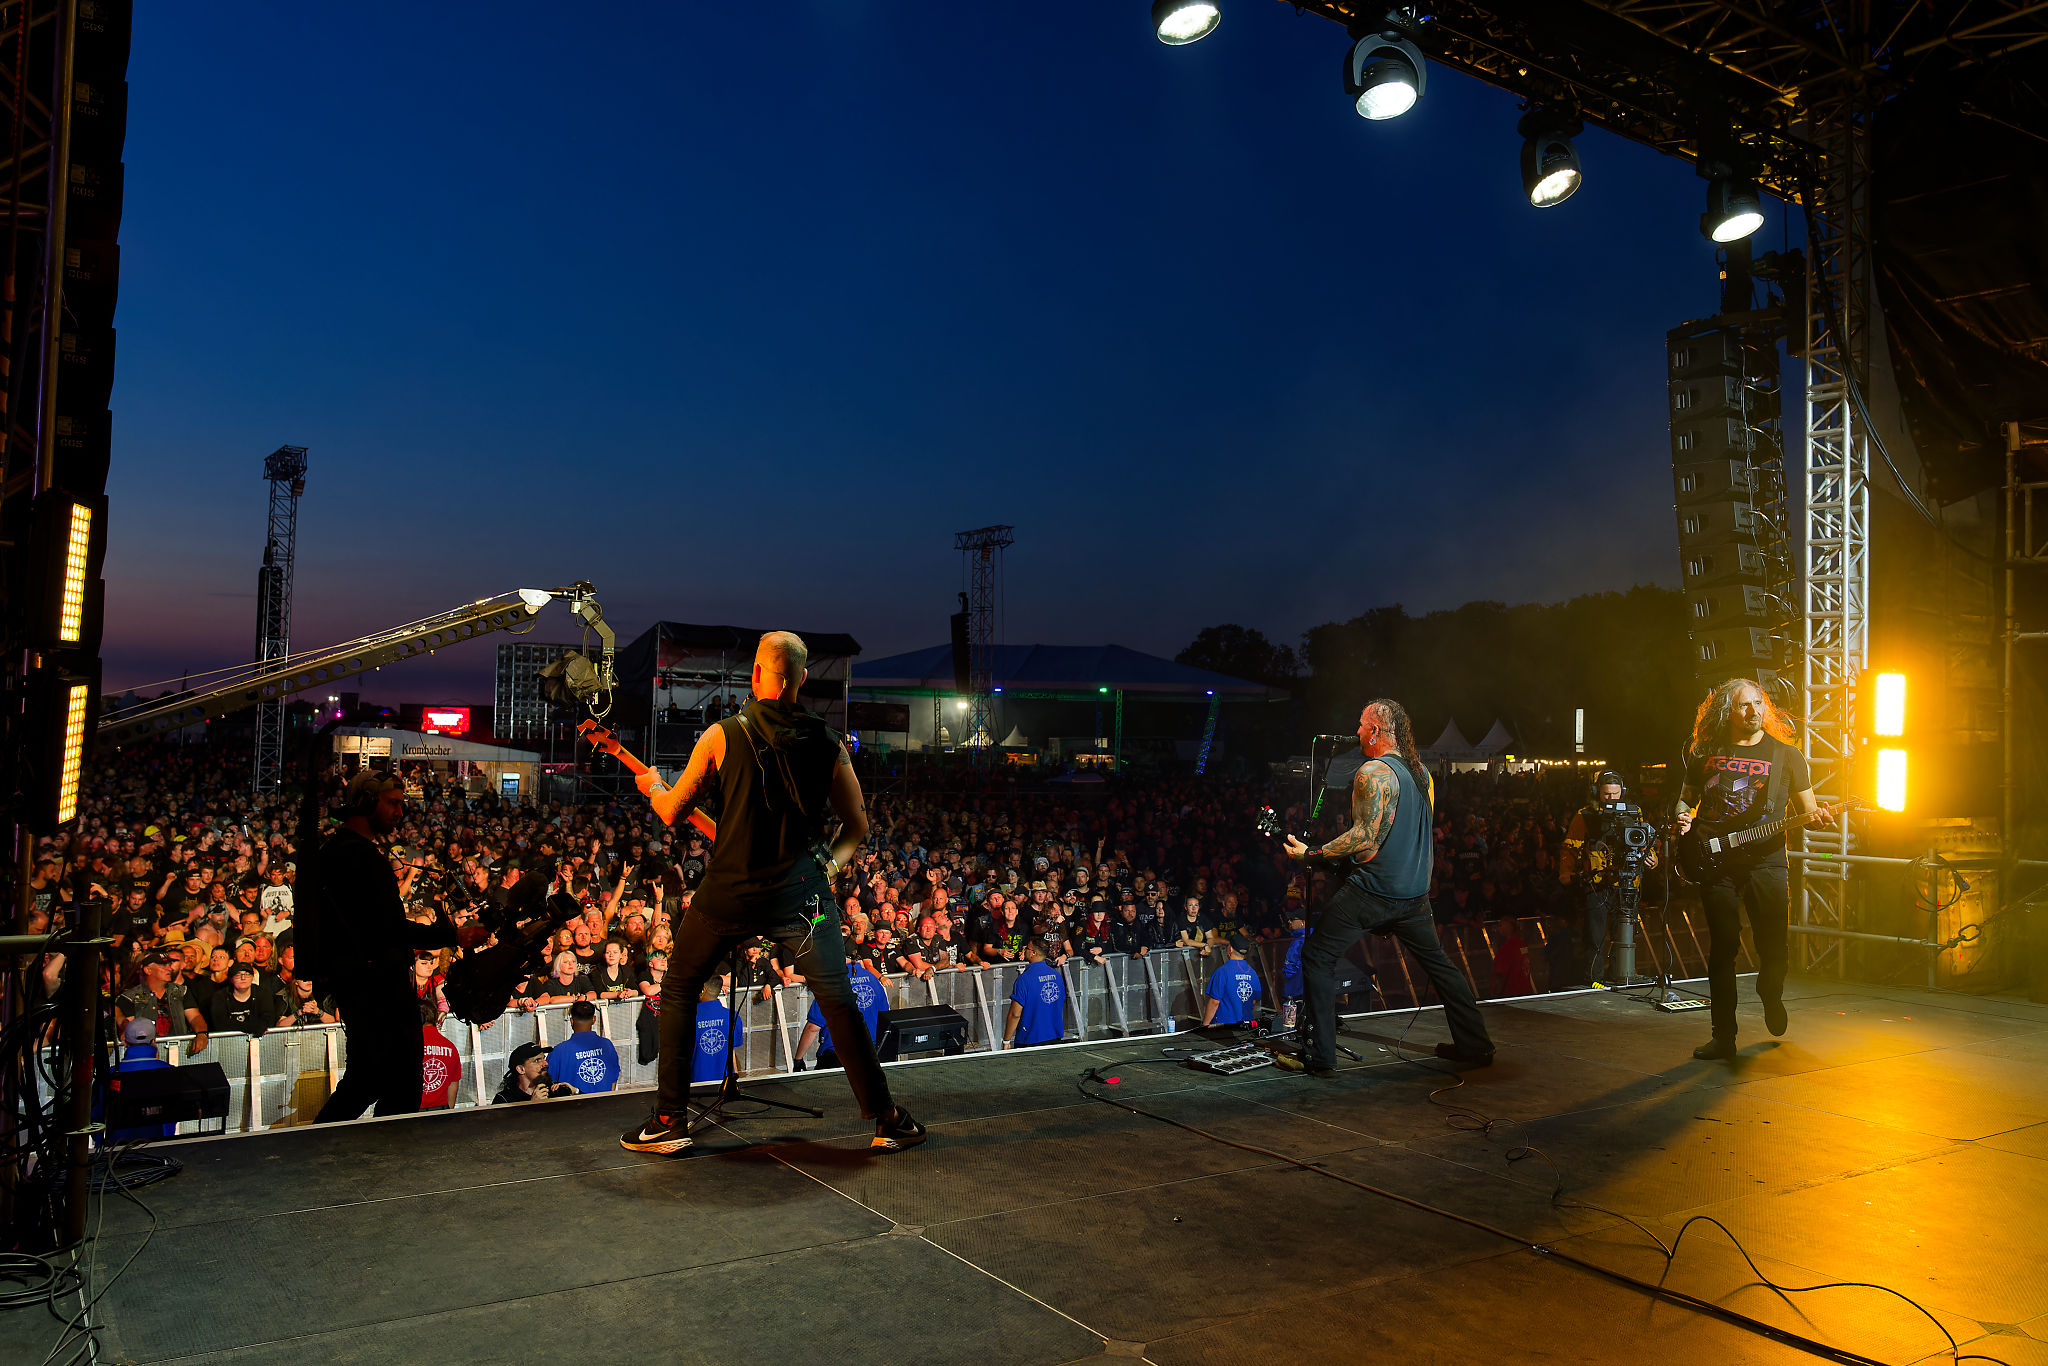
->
[1685,737,1810,865]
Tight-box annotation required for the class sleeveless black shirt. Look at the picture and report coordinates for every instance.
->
[692,698,839,925]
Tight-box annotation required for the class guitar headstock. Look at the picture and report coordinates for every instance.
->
[575,719,619,756]
[1255,806,1283,839]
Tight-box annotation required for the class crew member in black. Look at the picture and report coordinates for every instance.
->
[1558,771,1658,986]
[1279,698,1494,1076]
[620,631,925,1155]
[1676,678,1832,1060]
[311,772,458,1121]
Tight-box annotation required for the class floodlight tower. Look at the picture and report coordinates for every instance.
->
[252,446,309,791]
[954,524,1013,760]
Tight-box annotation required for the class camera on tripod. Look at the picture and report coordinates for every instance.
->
[1586,800,1657,883]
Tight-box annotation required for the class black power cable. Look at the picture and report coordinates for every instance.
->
[1075,1049,2013,1366]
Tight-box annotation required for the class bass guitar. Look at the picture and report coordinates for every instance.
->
[576,719,718,842]
[1675,797,1867,885]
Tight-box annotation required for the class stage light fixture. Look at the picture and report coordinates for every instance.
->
[1871,672,1906,737]
[28,666,97,831]
[1345,33,1424,121]
[27,490,107,653]
[1518,109,1583,207]
[1702,177,1764,243]
[1152,0,1220,45]
[1876,748,1908,812]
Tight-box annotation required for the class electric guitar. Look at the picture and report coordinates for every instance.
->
[576,720,718,842]
[1675,797,1868,885]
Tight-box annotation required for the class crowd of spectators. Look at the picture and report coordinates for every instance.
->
[27,741,1628,1098]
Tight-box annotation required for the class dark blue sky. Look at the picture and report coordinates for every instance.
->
[103,2,1790,703]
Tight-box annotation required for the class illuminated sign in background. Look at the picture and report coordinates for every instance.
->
[421,706,470,736]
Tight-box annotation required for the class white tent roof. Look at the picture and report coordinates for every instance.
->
[1421,719,1475,760]
[1000,726,1028,747]
[1472,719,1516,755]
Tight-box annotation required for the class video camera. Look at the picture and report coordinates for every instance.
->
[1584,800,1657,885]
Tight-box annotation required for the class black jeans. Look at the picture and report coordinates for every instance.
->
[1302,877,1491,1069]
[316,978,423,1122]
[658,906,893,1121]
[1702,861,1789,1041]
[1579,887,1614,984]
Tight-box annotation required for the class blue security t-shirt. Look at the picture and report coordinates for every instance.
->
[1007,960,1066,1046]
[691,999,738,1084]
[1283,928,1307,998]
[1205,958,1262,1024]
[807,963,886,1054]
[550,1030,620,1094]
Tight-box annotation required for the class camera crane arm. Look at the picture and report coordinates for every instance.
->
[97,583,614,747]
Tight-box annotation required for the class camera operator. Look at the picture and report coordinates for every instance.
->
[1557,771,1657,986]
[309,771,459,1122]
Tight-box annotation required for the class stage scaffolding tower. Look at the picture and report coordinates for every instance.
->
[1794,90,1874,974]
[955,524,1012,760]
[252,445,309,792]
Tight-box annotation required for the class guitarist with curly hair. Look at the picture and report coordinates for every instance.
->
[1675,678,1835,1061]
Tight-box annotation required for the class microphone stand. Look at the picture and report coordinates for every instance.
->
[685,925,824,1139]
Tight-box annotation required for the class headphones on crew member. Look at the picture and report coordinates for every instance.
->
[1590,770,1626,801]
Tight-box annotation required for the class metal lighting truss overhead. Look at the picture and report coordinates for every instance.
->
[1277,1,2042,965]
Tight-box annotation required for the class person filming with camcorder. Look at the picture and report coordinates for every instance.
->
[1557,771,1658,987]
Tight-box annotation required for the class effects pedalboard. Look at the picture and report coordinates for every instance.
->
[1186,1042,1277,1075]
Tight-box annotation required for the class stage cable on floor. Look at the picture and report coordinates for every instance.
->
[1074,1058,2011,1366]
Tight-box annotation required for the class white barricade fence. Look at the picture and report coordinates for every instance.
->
[129,948,1226,1136]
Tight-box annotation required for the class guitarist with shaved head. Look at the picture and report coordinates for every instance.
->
[1676,678,1835,1061]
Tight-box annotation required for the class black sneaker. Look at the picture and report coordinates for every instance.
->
[1764,998,1789,1037]
[872,1105,927,1153]
[1433,1043,1495,1066]
[1273,1053,1337,1078]
[1693,1037,1738,1061]
[621,1113,691,1154]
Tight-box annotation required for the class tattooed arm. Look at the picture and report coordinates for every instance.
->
[637,725,725,828]
[1285,760,1399,864]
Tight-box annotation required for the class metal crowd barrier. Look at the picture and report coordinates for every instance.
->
[125,922,1728,1138]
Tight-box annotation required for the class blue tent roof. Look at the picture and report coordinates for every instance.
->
[852,644,1276,698]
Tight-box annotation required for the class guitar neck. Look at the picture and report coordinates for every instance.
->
[1726,801,1854,849]
[583,731,716,842]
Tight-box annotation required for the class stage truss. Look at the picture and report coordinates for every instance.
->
[1278,1,2041,970]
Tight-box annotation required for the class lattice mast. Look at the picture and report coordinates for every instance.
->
[252,446,309,791]
[955,525,1013,759]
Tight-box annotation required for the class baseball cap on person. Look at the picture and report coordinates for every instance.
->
[228,963,256,980]
[122,1018,157,1047]
[509,1042,550,1068]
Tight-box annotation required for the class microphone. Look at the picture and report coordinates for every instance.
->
[1314,734,1358,745]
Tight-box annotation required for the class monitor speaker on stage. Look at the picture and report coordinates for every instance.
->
[878,1004,969,1061]
[105,1062,230,1133]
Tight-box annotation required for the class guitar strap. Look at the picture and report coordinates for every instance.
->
[1764,738,1792,827]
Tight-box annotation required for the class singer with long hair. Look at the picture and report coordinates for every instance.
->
[1278,699,1494,1076]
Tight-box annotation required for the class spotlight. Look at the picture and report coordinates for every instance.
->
[27,490,106,653]
[1344,33,1424,121]
[1876,748,1908,812]
[28,666,98,831]
[1152,0,1219,45]
[1702,176,1764,243]
[1871,672,1906,738]
[1517,109,1583,208]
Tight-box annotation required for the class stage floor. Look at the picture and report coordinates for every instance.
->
[14,976,2048,1366]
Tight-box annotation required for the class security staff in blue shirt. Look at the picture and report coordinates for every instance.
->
[689,983,741,1085]
[1201,937,1263,1027]
[551,1001,622,1094]
[1004,941,1067,1048]
[797,957,887,1070]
